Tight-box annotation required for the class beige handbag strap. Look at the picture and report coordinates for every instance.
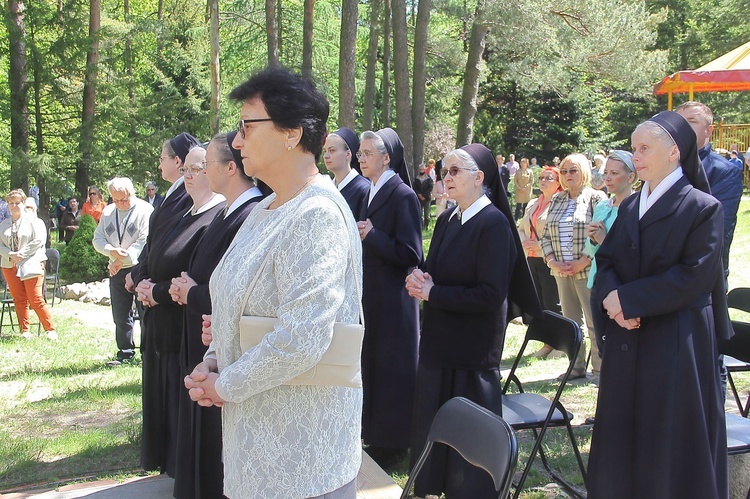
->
[238,199,364,324]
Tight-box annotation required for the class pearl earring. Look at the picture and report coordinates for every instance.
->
[286,145,293,151]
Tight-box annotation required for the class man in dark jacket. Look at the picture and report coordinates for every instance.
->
[143,182,164,208]
[676,101,743,285]
[412,164,433,228]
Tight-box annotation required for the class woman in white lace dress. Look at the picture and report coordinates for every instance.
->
[184,67,362,498]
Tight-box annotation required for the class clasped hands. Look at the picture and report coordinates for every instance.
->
[184,358,225,407]
[405,268,433,301]
[357,219,373,240]
[548,257,590,276]
[602,289,641,330]
[135,278,158,307]
[108,248,129,276]
[169,272,197,305]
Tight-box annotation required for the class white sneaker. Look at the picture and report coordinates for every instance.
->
[21,331,32,339]
[45,330,58,341]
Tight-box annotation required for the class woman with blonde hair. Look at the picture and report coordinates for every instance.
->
[0,189,56,340]
[513,157,534,219]
[540,154,607,379]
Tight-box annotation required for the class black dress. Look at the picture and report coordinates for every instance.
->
[139,200,225,477]
[410,202,515,499]
[340,173,370,218]
[173,196,262,499]
[139,182,193,472]
[588,177,728,498]
[358,173,423,449]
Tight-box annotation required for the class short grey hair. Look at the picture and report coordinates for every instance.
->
[107,177,136,198]
[633,121,677,151]
[360,131,388,155]
[145,181,157,189]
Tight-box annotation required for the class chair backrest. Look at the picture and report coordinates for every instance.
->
[45,248,60,273]
[408,397,518,498]
[719,320,750,363]
[503,310,582,393]
[727,287,750,314]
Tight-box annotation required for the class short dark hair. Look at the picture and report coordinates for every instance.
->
[229,66,329,161]
[68,196,78,203]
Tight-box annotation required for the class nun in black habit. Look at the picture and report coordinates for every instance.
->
[136,145,226,478]
[588,111,731,499]
[405,144,542,498]
[170,131,266,499]
[324,127,370,217]
[357,128,423,453]
[138,131,199,472]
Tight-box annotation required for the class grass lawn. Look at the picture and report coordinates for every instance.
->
[1,197,749,497]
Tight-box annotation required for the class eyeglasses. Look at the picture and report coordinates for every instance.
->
[559,169,580,176]
[179,163,207,177]
[441,166,474,179]
[112,196,130,205]
[539,175,558,181]
[237,118,274,138]
[88,192,98,196]
[355,150,380,160]
[8,201,23,206]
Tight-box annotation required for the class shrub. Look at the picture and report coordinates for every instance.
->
[59,214,109,282]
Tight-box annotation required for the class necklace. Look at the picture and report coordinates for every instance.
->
[271,174,317,208]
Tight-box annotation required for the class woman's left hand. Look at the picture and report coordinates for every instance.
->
[9,252,23,265]
[566,257,591,276]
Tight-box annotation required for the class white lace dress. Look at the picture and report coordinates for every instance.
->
[206,176,363,498]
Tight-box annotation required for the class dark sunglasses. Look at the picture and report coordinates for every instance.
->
[237,118,274,138]
[441,166,473,179]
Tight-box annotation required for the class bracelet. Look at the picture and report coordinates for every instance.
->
[545,257,555,268]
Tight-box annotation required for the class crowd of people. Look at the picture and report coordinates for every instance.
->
[1,60,744,498]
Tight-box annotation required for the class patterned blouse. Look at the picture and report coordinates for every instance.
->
[205,176,363,498]
[540,186,607,280]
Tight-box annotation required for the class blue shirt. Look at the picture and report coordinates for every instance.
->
[585,198,619,288]
[700,143,743,277]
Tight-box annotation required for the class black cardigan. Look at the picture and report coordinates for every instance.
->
[420,204,516,370]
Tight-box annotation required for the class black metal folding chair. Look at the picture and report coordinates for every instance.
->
[45,248,61,306]
[724,288,750,416]
[401,397,518,499]
[501,310,586,499]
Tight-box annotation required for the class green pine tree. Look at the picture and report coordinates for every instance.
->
[59,214,108,282]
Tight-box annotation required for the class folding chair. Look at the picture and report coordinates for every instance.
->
[724,288,750,416]
[0,283,41,337]
[45,248,61,306]
[401,397,518,499]
[501,310,586,499]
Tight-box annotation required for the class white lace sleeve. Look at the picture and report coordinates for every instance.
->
[214,199,349,403]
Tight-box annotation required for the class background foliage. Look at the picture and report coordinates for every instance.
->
[59,214,108,282]
[0,0,748,210]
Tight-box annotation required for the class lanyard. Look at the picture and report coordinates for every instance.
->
[115,207,135,245]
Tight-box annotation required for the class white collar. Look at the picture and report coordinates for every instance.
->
[639,166,683,220]
[226,186,263,218]
[186,193,226,217]
[449,194,491,225]
[368,169,396,205]
[165,176,185,200]
[337,169,359,191]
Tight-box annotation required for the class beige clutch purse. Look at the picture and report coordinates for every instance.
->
[237,199,364,388]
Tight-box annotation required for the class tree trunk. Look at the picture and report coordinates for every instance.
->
[209,0,220,134]
[391,0,413,171]
[124,0,133,101]
[265,0,278,65]
[456,0,488,147]
[302,0,314,79]
[338,0,358,128]
[381,0,391,128]
[276,0,283,60]
[362,0,381,131]
[411,0,430,169]
[7,0,30,190]
[76,0,100,198]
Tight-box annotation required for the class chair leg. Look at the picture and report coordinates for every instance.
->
[729,373,744,414]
